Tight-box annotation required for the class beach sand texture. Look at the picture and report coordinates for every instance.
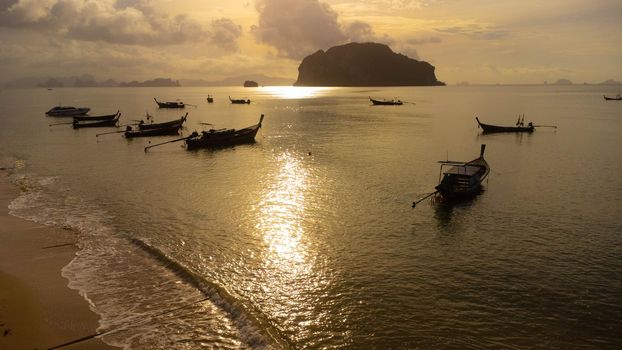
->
[0,171,117,350]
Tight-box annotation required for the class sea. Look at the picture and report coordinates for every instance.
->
[0,85,621,349]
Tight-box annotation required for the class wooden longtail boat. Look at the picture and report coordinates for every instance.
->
[73,114,120,129]
[138,113,187,130]
[229,96,251,104]
[46,106,90,117]
[369,97,403,105]
[125,124,183,138]
[73,111,120,121]
[185,114,263,149]
[435,144,490,199]
[207,95,214,103]
[476,117,534,133]
[154,98,185,108]
[603,95,622,101]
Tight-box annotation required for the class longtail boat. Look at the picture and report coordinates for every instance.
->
[435,144,490,199]
[369,97,403,105]
[73,111,120,121]
[207,95,214,103]
[229,96,251,104]
[46,106,90,117]
[185,114,263,149]
[125,124,183,138]
[73,114,120,129]
[154,98,185,108]
[476,117,534,133]
[138,113,187,130]
[603,94,622,101]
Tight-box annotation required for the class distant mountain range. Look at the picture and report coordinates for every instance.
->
[0,73,294,88]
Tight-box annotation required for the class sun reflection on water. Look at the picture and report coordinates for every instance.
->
[257,152,309,270]
[261,86,332,99]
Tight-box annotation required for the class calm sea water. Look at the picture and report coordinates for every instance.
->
[1,85,621,349]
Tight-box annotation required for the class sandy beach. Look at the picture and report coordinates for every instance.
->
[0,171,117,350]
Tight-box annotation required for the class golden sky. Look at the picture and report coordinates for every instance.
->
[0,0,620,84]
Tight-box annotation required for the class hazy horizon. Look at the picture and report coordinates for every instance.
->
[1,0,621,85]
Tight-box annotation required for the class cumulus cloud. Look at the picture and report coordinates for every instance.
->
[251,0,347,59]
[344,21,394,46]
[0,0,242,50]
[251,0,398,59]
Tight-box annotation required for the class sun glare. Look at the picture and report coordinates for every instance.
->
[262,86,331,99]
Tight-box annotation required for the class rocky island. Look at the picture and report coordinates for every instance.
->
[294,42,444,87]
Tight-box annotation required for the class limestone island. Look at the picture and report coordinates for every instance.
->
[244,80,259,87]
[294,42,445,86]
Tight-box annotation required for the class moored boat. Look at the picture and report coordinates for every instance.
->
[476,117,534,133]
[154,98,185,108]
[435,144,490,199]
[207,95,214,103]
[73,114,120,129]
[185,114,263,149]
[46,106,90,117]
[125,124,183,138]
[369,97,403,105]
[229,96,251,104]
[73,111,120,121]
[138,113,187,130]
[603,94,622,101]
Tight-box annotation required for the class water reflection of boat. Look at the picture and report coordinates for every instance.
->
[435,144,490,199]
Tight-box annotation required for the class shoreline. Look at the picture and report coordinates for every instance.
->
[0,171,118,350]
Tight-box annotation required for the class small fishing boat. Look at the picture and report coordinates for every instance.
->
[603,94,622,101]
[138,113,187,130]
[154,98,185,108]
[46,106,90,116]
[73,111,120,121]
[207,95,214,103]
[229,96,251,104]
[476,117,534,133]
[186,114,263,149]
[125,124,183,138]
[144,114,264,152]
[412,145,490,208]
[369,97,403,105]
[435,144,490,199]
[73,114,120,129]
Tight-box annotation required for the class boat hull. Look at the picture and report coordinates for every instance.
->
[185,115,263,150]
[46,107,90,117]
[125,126,181,138]
[435,148,490,199]
[604,96,622,101]
[73,116,119,129]
[73,111,120,121]
[476,117,534,133]
[370,98,403,105]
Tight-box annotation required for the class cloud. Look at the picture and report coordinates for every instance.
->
[407,36,442,45]
[344,21,394,46]
[251,0,347,59]
[251,0,397,59]
[435,24,511,40]
[0,0,242,50]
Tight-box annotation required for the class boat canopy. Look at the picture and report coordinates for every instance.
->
[443,165,481,176]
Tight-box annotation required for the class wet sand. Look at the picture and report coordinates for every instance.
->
[0,171,117,350]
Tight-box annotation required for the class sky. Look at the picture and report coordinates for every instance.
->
[0,0,620,84]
